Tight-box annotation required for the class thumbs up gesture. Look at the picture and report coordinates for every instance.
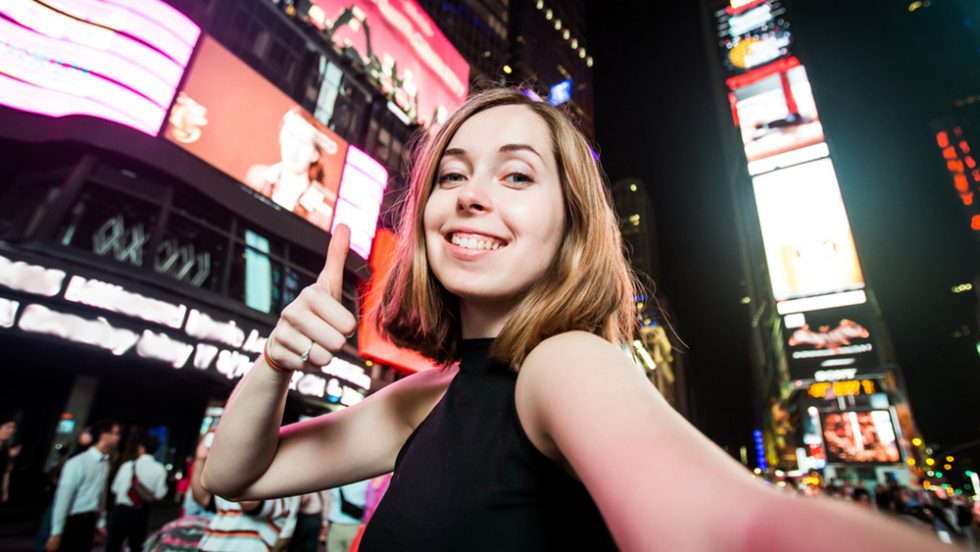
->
[264,224,358,371]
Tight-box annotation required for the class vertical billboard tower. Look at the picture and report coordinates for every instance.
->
[709,0,920,481]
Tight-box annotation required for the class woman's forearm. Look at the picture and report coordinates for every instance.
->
[201,359,291,498]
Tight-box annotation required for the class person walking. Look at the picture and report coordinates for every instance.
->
[46,420,121,552]
[326,480,367,552]
[198,495,300,552]
[0,414,22,504]
[106,434,168,552]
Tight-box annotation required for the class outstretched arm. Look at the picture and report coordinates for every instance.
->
[516,331,943,552]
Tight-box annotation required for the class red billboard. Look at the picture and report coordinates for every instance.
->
[306,0,470,127]
[358,228,439,373]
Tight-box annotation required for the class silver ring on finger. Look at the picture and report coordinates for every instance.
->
[299,340,314,363]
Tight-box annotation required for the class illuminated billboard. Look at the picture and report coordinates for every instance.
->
[331,146,389,260]
[306,0,470,127]
[782,304,879,381]
[164,36,348,232]
[358,228,439,374]
[715,0,792,76]
[821,410,901,464]
[731,63,825,175]
[0,0,200,135]
[752,158,865,302]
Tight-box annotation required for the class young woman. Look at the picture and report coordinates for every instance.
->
[204,88,943,550]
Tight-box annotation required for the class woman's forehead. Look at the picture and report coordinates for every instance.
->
[446,104,551,154]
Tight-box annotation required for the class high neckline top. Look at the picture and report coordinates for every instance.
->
[359,339,617,551]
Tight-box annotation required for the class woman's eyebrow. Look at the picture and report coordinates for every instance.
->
[499,143,543,161]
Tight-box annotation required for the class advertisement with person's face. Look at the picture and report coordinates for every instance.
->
[752,158,865,301]
[821,411,901,464]
[163,36,348,231]
[734,65,824,169]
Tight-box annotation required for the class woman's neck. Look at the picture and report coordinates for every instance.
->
[459,298,514,339]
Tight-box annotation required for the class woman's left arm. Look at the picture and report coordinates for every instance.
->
[516,331,944,552]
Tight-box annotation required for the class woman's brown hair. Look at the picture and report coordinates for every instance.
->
[374,88,638,370]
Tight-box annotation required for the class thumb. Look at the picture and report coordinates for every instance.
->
[317,223,351,300]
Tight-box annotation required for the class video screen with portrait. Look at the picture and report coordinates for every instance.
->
[821,410,901,464]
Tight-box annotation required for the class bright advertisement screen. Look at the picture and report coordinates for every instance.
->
[715,0,792,76]
[752,158,865,302]
[0,0,200,135]
[821,411,900,464]
[332,146,388,260]
[163,36,348,232]
[782,304,877,381]
[358,228,439,373]
[307,0,469,127]
[733,64,824,174]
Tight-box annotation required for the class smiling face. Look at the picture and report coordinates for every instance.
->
[423,104,566,315]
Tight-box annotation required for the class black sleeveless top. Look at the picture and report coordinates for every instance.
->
[359,339,617,551]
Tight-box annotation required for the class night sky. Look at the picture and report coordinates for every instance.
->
[587,0,980,460]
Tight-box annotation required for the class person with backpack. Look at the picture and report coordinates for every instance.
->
[106,434,168,552]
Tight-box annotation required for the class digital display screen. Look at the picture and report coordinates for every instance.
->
[715,0,792,76]
[732,64,824,173]
[164,36,349,233]
[783,304,878,380]
[821,410,901,464]
[0,0,199,135]
[752,158,865,302]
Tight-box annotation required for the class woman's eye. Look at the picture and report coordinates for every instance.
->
[437,173,465,185]
[504,172,533,185]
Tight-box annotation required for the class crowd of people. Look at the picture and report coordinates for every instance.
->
[775,474,980,548]
[1,414,384,552]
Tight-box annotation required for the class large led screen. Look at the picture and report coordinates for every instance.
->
[164,36,348,232]
[0,0,200,135]
[715,0,792,76]
[821,410,900,464]
[782,304,878,381]
[733,64,824,173]
[331,146,388,260]
[752,159,865,302]
[307,0,469,127]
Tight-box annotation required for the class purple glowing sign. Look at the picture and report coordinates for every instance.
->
[331,146,389,260]
[0,0,200,136]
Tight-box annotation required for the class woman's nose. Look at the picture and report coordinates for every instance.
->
[456,178,492,213]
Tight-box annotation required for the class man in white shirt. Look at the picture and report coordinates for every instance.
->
[46,420,121,552]
[326,480,368,552]
[106,434,169,552]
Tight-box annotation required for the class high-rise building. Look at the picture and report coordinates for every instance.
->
[612,178,690,419]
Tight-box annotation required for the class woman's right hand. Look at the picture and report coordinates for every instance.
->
[265,224,357,371]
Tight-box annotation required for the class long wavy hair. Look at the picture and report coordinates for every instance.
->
[374,88,639,370]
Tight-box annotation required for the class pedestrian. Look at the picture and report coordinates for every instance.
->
[0,413,22,503]
[46,419,121,552]
[288,491,329,552]
[197,496,299,552]
[200,87,949,550]
[142,435,215,552]
[325,480,367,552]
[105,434,168,552]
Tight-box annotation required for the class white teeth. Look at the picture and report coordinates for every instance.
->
[450,234,502,251]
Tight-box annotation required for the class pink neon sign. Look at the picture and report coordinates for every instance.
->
[0,0,200,135]
[308,0,469,127]
[331,145,389,260]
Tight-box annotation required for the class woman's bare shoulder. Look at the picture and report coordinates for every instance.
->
[372,364,458,432]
